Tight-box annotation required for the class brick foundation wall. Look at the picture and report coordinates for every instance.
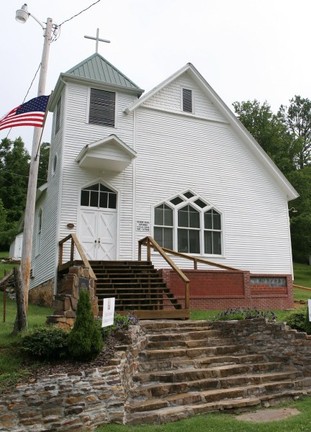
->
[161,269,294,310]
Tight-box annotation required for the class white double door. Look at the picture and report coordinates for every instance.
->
[78,208,117,260]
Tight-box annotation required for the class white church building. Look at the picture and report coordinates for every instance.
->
[29,52,298,313]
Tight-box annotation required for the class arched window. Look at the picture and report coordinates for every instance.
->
[154,190,222,255]
[80,183,117,209]
[178,205,200,253]
[154,204,173,248]
[204,209,222,254]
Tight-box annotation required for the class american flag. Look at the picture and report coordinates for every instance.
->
[0,95,50,131]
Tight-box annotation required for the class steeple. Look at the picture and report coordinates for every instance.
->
[64,53,143,96]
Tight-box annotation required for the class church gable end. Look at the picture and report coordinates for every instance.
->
[136,72,226,123]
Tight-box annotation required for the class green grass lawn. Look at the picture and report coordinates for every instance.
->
[0,291,53,389]
[95,397,311,432]
[293,262,311,288]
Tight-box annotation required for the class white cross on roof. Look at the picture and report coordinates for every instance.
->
[84,28,110,53]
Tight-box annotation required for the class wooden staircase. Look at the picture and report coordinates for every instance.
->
[125,320,307,424]
[90,260,187,319]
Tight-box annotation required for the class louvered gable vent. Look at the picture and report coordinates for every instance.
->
[182,88,193,113]
[89,88,115,127]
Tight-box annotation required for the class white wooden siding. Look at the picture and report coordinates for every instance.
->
[57,83,138,261]
[30,92,65,289]
[132,106,293,274]
[142,73,225,123]
[32,64,295,291]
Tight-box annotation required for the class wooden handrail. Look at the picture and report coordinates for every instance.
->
[59,233,96,280]
[161,247,242,272]
[293,284,311,292]
[138,236,190,309]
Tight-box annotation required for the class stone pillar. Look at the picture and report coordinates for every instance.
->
[47,265,98,329]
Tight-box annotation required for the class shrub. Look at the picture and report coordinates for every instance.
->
[286,308,311,334]
[214,308,276,322]
[68,289,103,361]
[101,313,139,341]
[21,327,69,361]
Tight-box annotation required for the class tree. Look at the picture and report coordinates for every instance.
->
[0,137,30,221]
[68,290,103,361]
[0,198,7,227]
[0,138,30,249]
[287,167,311,263]
[278,96,311,169]
[233,100,295,174]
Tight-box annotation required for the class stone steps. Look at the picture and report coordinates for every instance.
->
[130,380,302,410]
[125,320,307,424]
[140,344,246,360]
[126,389,305,425]
[133,371,301,398]
[138,353,269,372]
[134,362,294,384]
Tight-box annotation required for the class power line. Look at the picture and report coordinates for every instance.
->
[23,63,41,103]
[3,1,102,141]
[59,0,102,27]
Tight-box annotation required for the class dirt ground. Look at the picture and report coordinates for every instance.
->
[236,407,301,423]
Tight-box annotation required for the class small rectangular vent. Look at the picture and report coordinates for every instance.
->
[182,88,192,113]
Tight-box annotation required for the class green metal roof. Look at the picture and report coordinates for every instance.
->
[64,53,143,95]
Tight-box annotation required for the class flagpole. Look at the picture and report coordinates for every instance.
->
[17,9,53,326]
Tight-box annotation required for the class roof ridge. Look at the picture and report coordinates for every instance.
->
[65,53,144,94]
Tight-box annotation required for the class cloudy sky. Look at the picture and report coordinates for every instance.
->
[1,0,311,151]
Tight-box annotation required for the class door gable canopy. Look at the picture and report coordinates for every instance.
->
[76,134,137,172]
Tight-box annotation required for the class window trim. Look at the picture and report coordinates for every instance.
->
[80,182,117,209]
[182,88,193,113]
[153,191,223,256]
[89,87,116,128]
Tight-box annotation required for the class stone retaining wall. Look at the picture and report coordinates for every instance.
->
[210,318,311,383]
[0,325,146,432]
[1,319,311,431]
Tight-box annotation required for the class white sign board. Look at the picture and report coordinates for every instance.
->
[136,220,150,232]
[102,297,115,328]
[308,299,311,322]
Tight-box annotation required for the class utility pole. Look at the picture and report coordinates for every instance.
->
[16,4,54,329]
